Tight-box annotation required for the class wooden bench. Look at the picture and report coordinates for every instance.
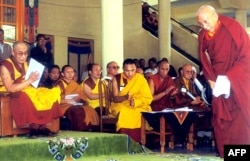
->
[0,92,59,137]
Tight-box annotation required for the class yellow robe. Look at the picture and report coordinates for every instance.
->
[56,79,99,126]
[81,78,100,109]
[109,73,152,131]
[0,58,61,111]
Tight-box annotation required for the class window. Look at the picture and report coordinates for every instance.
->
[0,0,24,43]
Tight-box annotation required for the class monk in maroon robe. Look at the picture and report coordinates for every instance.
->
[148,59,178,111]
[197,5,250,157]
[0,41,62,137]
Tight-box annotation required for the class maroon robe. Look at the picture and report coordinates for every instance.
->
[1,58,62,127]
[198,15,250,157]
[150,73,177,111]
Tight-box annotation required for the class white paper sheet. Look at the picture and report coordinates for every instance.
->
[25,58,45,88]
[174,106,193,112]
[213,75,230,98]
[65,94,79,99]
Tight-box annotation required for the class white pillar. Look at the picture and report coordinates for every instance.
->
[235,9,247,28]
[101,0,123,75]
[158,0,171,61]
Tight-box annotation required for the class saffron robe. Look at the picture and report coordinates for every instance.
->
[109,73,153,132]
[55,79,99,130]
[198,15,250,157]
[149,73,177,111]
[0,58,62,127]
[82,77,100,109]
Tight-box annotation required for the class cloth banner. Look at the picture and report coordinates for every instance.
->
[24,0,39,43]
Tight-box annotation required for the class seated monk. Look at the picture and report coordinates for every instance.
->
[174,64,205,107]
[109,58,153,142]
[55,65,99,131]
[81,63,104,114]
[0,41,62,138]
[148,59,179,111]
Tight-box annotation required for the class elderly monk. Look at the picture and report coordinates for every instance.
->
[0,41,62,137]
[106,61,120,79]
[55,65,99,131]
[109,58,153,142]
[174,64,205,107]
[196,5,250,157]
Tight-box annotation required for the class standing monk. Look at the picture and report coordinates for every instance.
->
[196,5,250,157]
[0,41,62,137]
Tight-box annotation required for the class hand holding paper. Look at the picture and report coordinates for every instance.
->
[25,58,45,88]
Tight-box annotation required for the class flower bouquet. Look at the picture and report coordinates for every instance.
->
[47,137,88,161]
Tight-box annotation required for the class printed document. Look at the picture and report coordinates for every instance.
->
[25,58,45,88]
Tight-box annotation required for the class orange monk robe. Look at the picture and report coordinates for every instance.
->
[109,73,153,131]
[55,79,99,126]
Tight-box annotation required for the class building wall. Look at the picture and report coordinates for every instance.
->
[38,0,157,69]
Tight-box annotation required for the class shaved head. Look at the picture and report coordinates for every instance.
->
[196,5,218,33]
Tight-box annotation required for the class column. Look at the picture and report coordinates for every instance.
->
[235,9,247,28]
[54,35,68,68]
[101,0,124,75]
[158,0,171,60]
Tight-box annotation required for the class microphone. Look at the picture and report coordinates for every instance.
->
[193,78,212,105]
[181,87,196,100]
[193,78,204,92]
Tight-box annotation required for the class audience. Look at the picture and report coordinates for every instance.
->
[138,58,146,71]
[144,57,158,78]
[109,58,153,142]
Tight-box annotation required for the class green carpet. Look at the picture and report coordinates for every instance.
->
[0,131,223,161]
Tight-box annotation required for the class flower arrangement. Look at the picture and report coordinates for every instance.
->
[47,137,88,161]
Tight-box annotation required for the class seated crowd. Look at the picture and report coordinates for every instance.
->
[0,40,210,146]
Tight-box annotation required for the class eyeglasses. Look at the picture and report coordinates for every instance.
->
[109,66,120,70]
[184,70,193,74]
[16,52,28,57]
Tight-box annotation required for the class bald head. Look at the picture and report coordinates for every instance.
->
[196,5,216,16]
[196,5,218,33]
[106,61,119,77]
[181,64,194,80]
